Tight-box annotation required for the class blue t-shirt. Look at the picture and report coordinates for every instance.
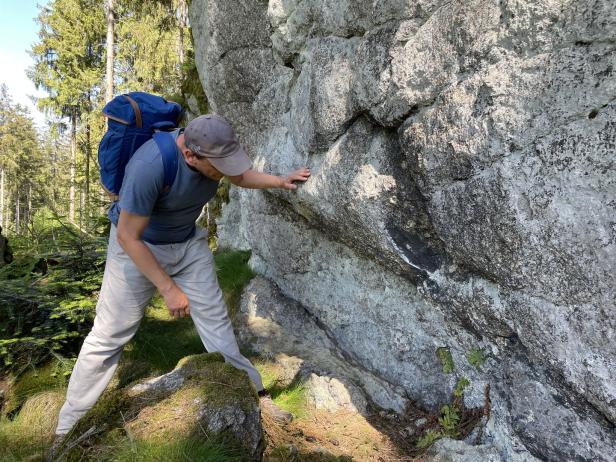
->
[108,129,219,244]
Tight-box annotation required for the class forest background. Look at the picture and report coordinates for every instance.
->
[1,0,206,245]
[0,0,217,404]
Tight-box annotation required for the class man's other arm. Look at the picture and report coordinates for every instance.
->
[116,210,190,318]
[227,167,310,190]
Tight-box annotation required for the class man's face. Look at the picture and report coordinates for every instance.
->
[190,155,225,181]
[178,133,224,181]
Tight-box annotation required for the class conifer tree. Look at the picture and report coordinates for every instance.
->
[29,0,106,224]
[0,86,46,234]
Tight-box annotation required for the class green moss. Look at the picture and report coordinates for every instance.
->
[62,390,133,461]
[195,362,258,412]
[467,347,487,371]
[175,352,225,370]
[179,50,208,114]
[436,347,455,374]
[214,250,255,320]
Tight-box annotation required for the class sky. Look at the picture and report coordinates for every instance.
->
[0,1,49,128]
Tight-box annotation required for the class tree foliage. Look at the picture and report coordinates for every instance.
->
[20,0,201,235]
[0,86,48,234]
[29,0,106,120]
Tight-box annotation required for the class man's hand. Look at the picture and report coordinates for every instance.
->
[281,167,311,190]
[160,283,191,319]
[228,167,311,189]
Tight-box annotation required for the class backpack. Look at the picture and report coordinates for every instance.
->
[98,92,184,200]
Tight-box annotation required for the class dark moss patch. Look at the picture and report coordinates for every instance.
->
[214,250,255,320]
[179,354,258,412]
[62,390,133,461]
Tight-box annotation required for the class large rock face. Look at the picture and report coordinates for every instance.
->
[190,1,616,460]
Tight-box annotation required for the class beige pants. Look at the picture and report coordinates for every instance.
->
[55,225,263,435]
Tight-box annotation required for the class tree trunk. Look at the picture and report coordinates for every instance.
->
[69,112,77,223]
[27,183,32,231]
[0,167,4,229]
[15,194,20,234]
[79,187,84,232]
[85,120,91,215]
[177,0,188,65]
[105,0,115,102]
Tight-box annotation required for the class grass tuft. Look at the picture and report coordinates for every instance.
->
[0,390,65,461]
[2,358,72,416]
[111,437,247,462]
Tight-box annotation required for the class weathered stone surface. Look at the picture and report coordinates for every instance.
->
[237,276,405,413]
[425,438,505,462]
[190,0,616,459]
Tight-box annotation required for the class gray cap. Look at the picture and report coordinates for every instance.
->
[184,114,252,176]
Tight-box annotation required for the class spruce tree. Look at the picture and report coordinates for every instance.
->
[29,0,106,224]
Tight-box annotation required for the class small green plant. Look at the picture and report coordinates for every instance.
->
[436,347,454,374]
[453,377,470,397]
[438,404,461,437]
[467,347,487,371]
[416,402,466,451]
[416,429,442,449]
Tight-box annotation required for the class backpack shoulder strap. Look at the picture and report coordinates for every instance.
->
[152,131,179,194]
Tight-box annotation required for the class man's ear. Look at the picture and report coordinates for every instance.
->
[183,149,198,167]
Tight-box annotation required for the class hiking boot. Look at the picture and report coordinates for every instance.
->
[46,434,66,462]
[259,393,293,423]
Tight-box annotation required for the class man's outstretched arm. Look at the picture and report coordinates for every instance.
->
[227,167,310,190]
[116,210,190,318]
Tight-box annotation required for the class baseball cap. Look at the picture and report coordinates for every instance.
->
[184,114,252,176]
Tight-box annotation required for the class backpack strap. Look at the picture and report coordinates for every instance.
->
[153,132,179,194]
[123,94,143,128]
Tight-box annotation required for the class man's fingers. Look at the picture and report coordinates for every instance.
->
[169,306,190,319]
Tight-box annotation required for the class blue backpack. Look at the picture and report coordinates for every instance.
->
[98,92,184,199]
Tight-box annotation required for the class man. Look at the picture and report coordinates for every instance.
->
[54,114,310,438]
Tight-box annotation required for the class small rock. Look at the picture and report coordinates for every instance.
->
[415,417,428,427]
[329,438,339,446]
[305,435,317,442]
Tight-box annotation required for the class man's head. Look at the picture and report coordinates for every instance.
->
[183,114,251,177]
